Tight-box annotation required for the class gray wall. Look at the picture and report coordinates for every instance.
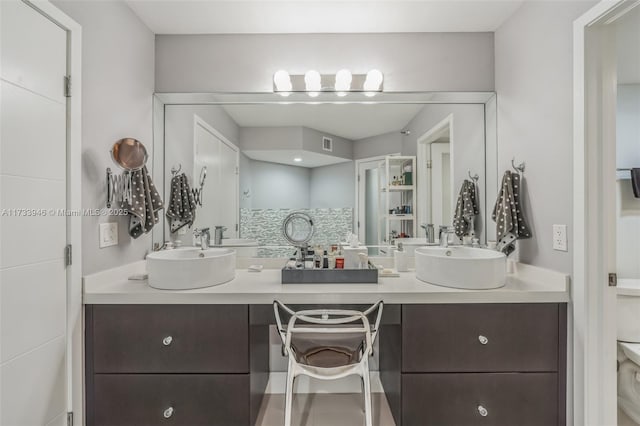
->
[250,161,310,209]
[302,127,353,159]
[309,162,355,208]
[353,131,403,159]
[494,1,596,274]
[240,127,303,151]
[54,1,155,275]
[155,33,494,92]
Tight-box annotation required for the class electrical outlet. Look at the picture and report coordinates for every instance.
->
[99,222,118,248]
[553,224,567,252]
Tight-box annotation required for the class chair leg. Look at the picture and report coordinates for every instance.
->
[285,363,295,426]
[362,363,373,426]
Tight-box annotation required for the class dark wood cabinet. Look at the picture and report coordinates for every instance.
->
[92,304,249,373]
[402,304,559,373]
[87,302,566,426]
[93,374,249,426]
[85,304,266,426]
[380,303,567,426]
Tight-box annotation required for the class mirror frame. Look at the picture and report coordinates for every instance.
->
[152,91,498,251]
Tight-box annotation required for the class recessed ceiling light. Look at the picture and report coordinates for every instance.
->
[293,157,302,162]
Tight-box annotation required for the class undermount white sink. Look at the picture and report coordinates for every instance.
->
[147,247,236,290]
[415,246,506,290]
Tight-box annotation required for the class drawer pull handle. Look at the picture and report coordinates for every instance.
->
[163,407,174,419]
[162,336,173,346]
[478,335,489,345]
[477,405,488,417]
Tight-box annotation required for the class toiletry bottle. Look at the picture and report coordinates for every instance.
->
[323,250,329,269]
[394,242,408,272]
[313,246,322,269]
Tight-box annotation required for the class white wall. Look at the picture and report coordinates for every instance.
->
[155,33,494,93]
[53,0,155,275]
[494,1,596,274]
[309,162,355,208]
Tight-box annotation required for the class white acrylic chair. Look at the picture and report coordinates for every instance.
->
[273,300,384,426]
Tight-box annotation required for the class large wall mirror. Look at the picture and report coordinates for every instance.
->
[153,92,497,257]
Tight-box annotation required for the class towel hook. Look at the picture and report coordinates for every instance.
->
[467,170,480,182]
[171,163,182,176]
[511,157,525,174]
[191,166,207,206]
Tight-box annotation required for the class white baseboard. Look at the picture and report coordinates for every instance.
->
[265,371,384,394]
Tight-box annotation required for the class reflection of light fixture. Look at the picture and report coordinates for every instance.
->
[293,157,302,162]
[363,69,384,97]
[334,69,352,97]
[305,70,321,97]
[273,70,292,96]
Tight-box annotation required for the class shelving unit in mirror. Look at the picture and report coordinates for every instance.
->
[378,155,416,244]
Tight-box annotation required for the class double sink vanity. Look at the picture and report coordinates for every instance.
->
[85,91,569,426]
[83,249,569,426]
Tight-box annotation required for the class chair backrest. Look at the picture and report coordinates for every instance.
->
[273,301,384,360]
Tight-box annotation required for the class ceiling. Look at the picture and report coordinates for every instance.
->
[125,0,524,34]
[243,149,352,168]
[222,103,424,140]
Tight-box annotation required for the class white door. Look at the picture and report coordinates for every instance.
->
[430,142,452,229]
[0,2,69,425]
[193,116,239,237]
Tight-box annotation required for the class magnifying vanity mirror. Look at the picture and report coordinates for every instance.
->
[152,92,497,257]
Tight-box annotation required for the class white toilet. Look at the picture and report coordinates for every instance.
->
[617,278,640,424]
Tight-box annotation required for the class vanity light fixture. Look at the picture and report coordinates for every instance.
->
[304,70,322,97]
[272,69,383,96]
[363,69,384,97]
[273,70,292,96]
[334,69,352,97]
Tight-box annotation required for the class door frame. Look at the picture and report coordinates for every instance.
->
[573,1,636,425]
[416,114,454,236]
[22,0,83,424]
[355,153,400,244]
[193,114,240,237]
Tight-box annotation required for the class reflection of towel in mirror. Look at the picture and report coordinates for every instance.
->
[123,166,164,239]
[166,173,196,233]
[632,168,640,198]
[453,179,479,238]
[492,171,531,255]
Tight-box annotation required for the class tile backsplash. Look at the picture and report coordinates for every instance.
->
[240,207,353,248]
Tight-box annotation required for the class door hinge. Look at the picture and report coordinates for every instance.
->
[357,174,361,182]
[426,160,432,169]
[609,272,617,287]
[67,412,73,426]
[65,244,72,267]
[235,223,238,232]
[64,75,71,97]
[235,166,239,175]
[357,221,360,228]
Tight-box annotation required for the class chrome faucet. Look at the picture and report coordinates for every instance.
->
[214,226,227,246]
[421,223,435,244]
[439,226,455,248]
[194,228,210,250]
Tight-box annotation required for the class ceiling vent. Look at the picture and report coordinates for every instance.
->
[322,136,333,152]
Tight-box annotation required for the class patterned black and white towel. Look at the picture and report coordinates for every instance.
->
[453,179,479,238]
[123,166,163,239]
[492,171,531,255]
[166,173,197,233]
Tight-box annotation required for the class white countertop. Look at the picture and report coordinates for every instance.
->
[83,259,570,305]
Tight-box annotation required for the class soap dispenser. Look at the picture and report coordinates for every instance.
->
[394,242,408,272]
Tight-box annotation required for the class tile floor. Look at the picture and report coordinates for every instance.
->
[255,393,396,426]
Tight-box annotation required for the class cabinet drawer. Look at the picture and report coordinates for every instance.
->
[91,305,248,373]
[93,374,249,426]
[402,373,559,426]
[402,304,559,372]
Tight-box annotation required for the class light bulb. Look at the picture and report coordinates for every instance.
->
[273,70,292,93]
[363,69,383,92]
[304,70,322,93]
[293,157,302,162]
[334,69,352,93]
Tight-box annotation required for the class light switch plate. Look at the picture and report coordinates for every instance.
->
[553,224,568,252]
[99,222,118,248]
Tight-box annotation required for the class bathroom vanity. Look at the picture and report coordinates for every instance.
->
[83,263,569,426]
